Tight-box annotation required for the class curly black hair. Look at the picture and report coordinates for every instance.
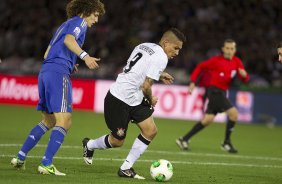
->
[66,0,105,18]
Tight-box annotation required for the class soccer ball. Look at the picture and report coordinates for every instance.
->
[150,159,173,182]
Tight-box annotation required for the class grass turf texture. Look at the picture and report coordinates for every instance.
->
[0,104,282,184]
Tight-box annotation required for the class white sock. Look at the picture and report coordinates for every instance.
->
[87,134,111,150]
[120,134,150,170]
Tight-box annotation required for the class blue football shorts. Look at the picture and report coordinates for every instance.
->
[37,71,72,113]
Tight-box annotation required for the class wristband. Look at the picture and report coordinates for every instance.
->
[79,51,88,60]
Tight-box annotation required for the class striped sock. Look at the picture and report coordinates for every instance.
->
[87,134,112,150]
[17,122,49,161]
[120,134,151,170]
[42,126,67,166]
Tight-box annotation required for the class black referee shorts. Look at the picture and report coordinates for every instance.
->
[104,91,154,140]
[205,86,233,115]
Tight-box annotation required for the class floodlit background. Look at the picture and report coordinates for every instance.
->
[1,0,282,86]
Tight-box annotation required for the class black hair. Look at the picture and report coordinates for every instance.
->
[224,38,236,44]
[169,27,186,42]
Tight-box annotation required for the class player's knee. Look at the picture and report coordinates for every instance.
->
[150,126,158,137]
[42,119,55,129]
[201,118,214,126]
[53,112,72,130]
[109,135,124,147]
[229,109,238,121]
[42,113,56,128]
[148,127,158,139]
[229,114,238,122]
[110,139,124,147]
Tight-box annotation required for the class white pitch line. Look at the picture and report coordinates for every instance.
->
[1,154,282,169]
[1,144,282,162]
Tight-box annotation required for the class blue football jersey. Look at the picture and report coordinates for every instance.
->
[42,16,88,74]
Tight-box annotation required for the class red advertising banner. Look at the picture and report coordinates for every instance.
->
[72,78,95,111]
[0,74,95,110]
[0,75,254,122]
[0,74,38,105]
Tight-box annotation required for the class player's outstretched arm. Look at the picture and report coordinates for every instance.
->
[64,34,100,69]
[160,72,174,85]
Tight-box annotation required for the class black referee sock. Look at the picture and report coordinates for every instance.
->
[224,119,236,143]
[182,122,205,141]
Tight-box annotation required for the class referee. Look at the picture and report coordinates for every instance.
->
[176,39,249,153]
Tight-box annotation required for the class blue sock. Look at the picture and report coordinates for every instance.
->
[17,122,49,161]
[42,126,67,166]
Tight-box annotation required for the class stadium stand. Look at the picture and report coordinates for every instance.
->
[0,0,281,87]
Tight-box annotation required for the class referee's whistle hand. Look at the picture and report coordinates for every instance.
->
[188,83,195,94]
[238,68,247,78]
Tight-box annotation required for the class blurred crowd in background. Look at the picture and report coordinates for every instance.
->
[0,0,282,88]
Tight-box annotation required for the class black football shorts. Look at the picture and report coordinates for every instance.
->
[205,86,233,115]
[104,91,154,140]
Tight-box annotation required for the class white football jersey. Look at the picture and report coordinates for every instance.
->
[110,43,168,106]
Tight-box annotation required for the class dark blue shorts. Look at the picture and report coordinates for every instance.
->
[36,71,72,113]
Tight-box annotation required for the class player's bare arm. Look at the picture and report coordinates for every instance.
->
[160,72,174,85]
[64,34,100,69]
[142,77,158,106]
[188,82,195,94]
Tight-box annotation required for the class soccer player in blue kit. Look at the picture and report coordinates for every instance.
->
[11,0,105,176]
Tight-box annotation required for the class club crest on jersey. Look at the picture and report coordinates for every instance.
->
[116,128,125,137]
[73,27,81,38]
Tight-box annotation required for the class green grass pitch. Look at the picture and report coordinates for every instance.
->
[0,104,282,184]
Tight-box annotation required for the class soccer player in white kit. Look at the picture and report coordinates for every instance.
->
[82,28,186,179]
